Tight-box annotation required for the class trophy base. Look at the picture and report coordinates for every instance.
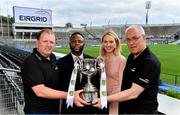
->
[80,91,98,105]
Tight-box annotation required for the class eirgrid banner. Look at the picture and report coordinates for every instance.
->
[13,6,52,25]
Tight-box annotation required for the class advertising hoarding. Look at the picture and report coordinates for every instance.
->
[13,6,52,25]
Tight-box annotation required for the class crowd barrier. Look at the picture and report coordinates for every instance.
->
[0,70,24,114]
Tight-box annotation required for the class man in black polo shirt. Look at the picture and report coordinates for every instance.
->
[93,25,161,114]
[21,29,83,114]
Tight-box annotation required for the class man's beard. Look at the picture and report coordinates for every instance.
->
[70,45,84,55]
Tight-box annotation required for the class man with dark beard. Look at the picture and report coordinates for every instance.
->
[58,32,102,114]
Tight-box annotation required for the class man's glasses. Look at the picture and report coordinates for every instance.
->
[126,35,142,43]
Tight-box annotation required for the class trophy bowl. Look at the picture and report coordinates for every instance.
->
[79,58,98,104]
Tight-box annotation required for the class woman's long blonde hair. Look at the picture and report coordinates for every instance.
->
[100,30,122,56]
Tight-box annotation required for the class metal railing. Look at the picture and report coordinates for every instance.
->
[161,73,180,86]
[0,68,24,115]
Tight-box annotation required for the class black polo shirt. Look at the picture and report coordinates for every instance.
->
[120,47,161,114]
[21,48,60,113]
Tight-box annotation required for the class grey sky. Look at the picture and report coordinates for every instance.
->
[0,0,180,27]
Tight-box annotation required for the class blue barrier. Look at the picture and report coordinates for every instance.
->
[15,47,65,59]
[159,83,180,93]
[15,47,32,53]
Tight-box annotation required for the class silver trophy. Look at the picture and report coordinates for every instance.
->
[79,58,99,104]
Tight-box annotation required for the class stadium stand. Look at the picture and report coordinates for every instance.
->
[0,45,24,114]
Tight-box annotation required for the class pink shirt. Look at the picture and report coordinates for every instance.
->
[103,55,126,114]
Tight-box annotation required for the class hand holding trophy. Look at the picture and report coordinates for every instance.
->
[66,57,107,108]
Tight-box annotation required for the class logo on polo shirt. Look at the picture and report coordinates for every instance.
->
[131,67,136,72]
[55,66,58,70]
[139,78,150,84]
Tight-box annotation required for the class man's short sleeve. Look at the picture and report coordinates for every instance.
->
[133,59,159,89]
[22,58,44,88]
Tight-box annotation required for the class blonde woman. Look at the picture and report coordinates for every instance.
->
[99,30,126,114]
